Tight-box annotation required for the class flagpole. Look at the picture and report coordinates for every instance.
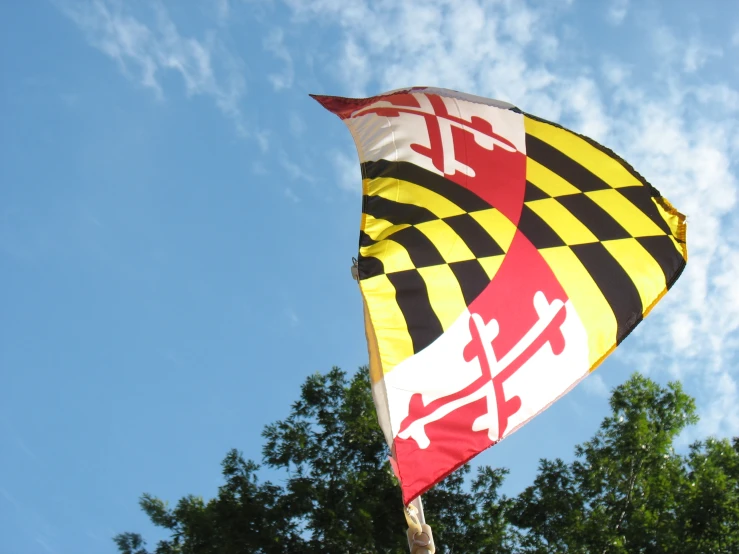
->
[405,495,435,553]
[352,259,435,551]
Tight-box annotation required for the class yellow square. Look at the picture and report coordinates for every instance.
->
[526,157,581,197]
[360,240,416,274]
[469,208,517,252]
[586,190,665,237]
[526,198,599,245]
[415,220,475,263]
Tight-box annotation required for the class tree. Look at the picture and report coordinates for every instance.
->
[261,367,513,553]
[508,374,739,554]
[114,367,513,553]
[676,436,739,553]
[260,367,404,552]
[112,452,302,554]
[114,368,738,553]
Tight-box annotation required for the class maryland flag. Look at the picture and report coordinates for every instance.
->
[312,87,687,504]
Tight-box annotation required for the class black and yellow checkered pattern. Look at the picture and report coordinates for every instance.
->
[357,114,686,381]
[522,114,686,368]
[357,159,516,372]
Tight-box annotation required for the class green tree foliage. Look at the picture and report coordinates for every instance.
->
[509,374,739,554]
[260,367,403,552]
[115,453,301,554]
[115,368,738,553]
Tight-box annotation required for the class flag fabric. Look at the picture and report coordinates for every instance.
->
[312,87,687,504]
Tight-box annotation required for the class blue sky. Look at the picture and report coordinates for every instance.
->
[1,0,738,552]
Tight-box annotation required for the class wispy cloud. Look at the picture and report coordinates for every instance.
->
[696,371,739,438]
[0,483,57,551]
[285,307,299,326]
[255,129,271,152]
[606,0,629,26]
[600,58,631,87]
[693,84,739,112]
[263,27,294,91]
[289,112,306,138]
[35,536,56,554]
[652,25,680,61]
[214,0,230,25]
[1,487,20,510]
[281,156,315,183]
[284,187,300,203]
[2,417,40,463]
[581,373,610,398]
[251,161,269,175]
[58,0,248,134]
[331,149,361,193]
[650,25,723,74]
[682,40,722,73]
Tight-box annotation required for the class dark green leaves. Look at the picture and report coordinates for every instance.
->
[114,369,738,554]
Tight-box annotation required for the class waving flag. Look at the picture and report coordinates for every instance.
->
[312,87,687,504]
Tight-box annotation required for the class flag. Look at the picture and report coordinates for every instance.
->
[312,87,687,504]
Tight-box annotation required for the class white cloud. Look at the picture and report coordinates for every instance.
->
[280,157,314,182]
[251,161,268,175]
[214,0,230,25]
[652,25,680,61]
[581,373,610,398]
[557,76,609,141]
[331,149,361,193]
[285,307,300,326]
[289,112,306,137]
[606,0,629,25]
[283,0,739,437]
[683,40,722,73]
[255,129,270,152]
[649,25,723,75]
[601,58,631,87]
[696,371,739,438]
[339,38,372,97]
[263,27,294,90]
[284,187,301,203]
[35,537,56,554]
[693,84,739,112]
[58,0,247,135]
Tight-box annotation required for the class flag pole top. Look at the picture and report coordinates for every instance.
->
[405,496,435,553]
